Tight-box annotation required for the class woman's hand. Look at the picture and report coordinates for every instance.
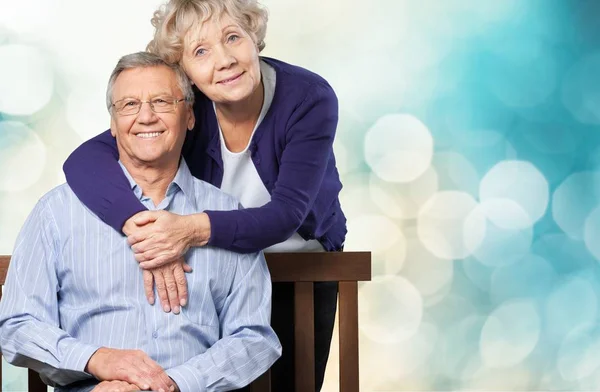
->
[123,210,211,269]
[143,257,193,314]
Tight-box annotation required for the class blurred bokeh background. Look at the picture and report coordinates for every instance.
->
[2,0,600,390]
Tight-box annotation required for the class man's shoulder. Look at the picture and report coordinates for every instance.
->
[189,177,239,211]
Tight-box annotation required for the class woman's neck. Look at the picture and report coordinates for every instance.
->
[215,80,264,152]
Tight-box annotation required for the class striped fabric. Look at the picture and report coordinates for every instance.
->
[0,159,281,392]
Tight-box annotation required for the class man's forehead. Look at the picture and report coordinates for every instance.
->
[113,65,180,96]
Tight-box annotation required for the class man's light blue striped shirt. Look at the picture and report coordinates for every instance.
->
[0,159,281,392]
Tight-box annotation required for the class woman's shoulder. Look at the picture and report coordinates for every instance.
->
[262,57,333,93]
[261,56,337,110]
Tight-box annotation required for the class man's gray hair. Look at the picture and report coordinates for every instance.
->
[106,51,194,112]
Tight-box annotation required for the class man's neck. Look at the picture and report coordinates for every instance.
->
[121,158,179,207]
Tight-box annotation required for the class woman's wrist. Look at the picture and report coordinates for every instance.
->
[188,212,211,247]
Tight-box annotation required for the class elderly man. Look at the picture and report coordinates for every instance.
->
[0,52,281,392]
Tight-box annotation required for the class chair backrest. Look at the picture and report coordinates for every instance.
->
[250,252,371,392]
[0,256,47,392]
[0,252,371,392]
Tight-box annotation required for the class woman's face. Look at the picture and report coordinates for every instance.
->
[181,13,261,105]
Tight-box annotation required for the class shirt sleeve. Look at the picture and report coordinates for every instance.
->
[205,81,339,253]
[62,130,147,232]
[165,251,282,392]
[0,200,101,387]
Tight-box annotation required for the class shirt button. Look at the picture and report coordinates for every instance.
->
[152,331,158,339]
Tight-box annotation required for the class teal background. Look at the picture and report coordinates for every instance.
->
[1,0,600,390]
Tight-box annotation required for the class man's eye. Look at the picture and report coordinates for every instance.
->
[124,101,138,107]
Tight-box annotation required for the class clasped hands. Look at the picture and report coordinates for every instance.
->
[123,210,211,314]
[87,347,178,392]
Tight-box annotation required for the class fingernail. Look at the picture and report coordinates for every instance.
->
[150,297,155,305]
[173,306,180,314]
[163,304,171,312]
[170,386,175,391]
[159,389,165,392]
[180,298,187,307]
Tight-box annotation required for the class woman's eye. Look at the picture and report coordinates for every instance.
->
[195,48,206,56]
[227,35,239,43]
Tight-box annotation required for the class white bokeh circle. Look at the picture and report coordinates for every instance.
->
[490,254,557,304]
[345,214,403,255]
[584,205,600,262]
[480,299,541,368]
[553,171,600,240]
[0,122,47,192]
[557,324,600,381]
[369,168,439,220]
[479,160,549,225]
[545,277,598,342]
[359,275,423,344]
[417,191,485,260]
[0,45,54,115]
[465,199,533,267]
[401,238,454,298]
[364,114,434,183]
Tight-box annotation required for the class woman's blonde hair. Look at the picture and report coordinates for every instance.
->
[147,0,268,64]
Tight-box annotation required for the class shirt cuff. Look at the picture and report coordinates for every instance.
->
[61,340,101,375]
[166,364,207,392]
[205,210,236,250]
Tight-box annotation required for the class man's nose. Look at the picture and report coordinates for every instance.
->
[136,101,158,123]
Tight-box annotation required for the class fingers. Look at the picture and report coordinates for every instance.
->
[153,270,171,313]
[143,356,176,392]
[92,380,139,392]
[139,255,171,270]
[162,266,181,314]
[132,210,161,226]
[173,262,188,307]
[143,270,155,305]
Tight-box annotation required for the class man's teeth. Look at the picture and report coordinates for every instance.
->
[137,132,162,138]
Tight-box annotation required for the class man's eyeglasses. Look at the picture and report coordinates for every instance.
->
[112,97,189,116]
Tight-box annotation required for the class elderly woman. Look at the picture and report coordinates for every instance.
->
[63,0,345,391]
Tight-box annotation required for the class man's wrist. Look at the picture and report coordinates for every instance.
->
[85,347,108,377]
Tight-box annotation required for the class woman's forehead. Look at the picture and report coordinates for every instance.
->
[183,13,243,45]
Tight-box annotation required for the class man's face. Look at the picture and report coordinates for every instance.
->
[110,65,194,167]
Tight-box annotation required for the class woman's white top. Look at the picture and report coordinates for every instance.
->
[217,60,325,253]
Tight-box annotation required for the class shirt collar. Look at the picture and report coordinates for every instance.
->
[118,159,197,210]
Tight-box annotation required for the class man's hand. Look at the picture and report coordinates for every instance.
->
[143,258,192,313]
[123,211,211,269]
[86,347,175,392]
[91,380,139,392]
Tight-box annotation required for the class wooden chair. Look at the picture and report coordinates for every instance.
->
[0,256,47,392]
[0,252,371,392]
[249,252,371,392]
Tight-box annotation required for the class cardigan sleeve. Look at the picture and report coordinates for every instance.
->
[62,130,146,233]
[204,82,339,253]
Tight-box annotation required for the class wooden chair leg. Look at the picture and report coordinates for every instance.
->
[294,282,315,392]
[28,369,46,392]
[339,281,359,392]
[248,368,270,392]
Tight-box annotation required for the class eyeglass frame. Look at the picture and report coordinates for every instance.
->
[111,96,191,116]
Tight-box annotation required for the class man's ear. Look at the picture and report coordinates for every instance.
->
[110,116,117,137]
[187,107,195,131]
